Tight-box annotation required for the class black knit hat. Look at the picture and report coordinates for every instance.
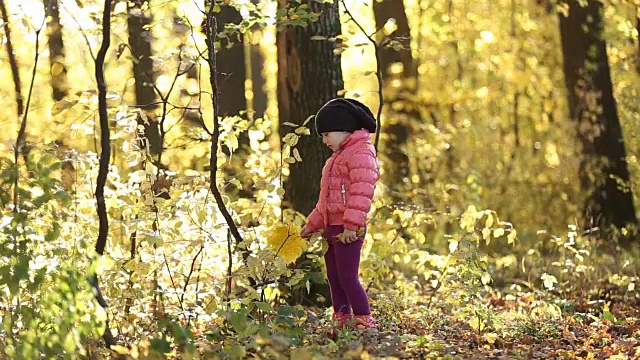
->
[314,98,377,136]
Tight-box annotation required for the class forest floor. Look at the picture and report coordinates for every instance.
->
[186,287,640,359]
[291,291,640,359]
[100,283,640,359]
[357,292,640,359]
[139,289,640,360]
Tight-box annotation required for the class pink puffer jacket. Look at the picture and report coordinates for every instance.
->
[306,130,379,232]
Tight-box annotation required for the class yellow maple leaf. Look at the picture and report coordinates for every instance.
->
[266,224,307,264]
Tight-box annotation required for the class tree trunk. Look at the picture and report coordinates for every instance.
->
[372,0,414,190]
[250,31,267,120]
[249,0,267,121]
[43,0,69,101]
[559,0,636,231]
[636,13,640,74]
[0,0,24,119]
[213,4,254,199]
[277,0,342,215]
[173,16,202,128]
[127,0,161,156]
[216,5,247,117]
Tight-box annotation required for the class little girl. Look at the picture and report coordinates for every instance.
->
[300,98,379,330]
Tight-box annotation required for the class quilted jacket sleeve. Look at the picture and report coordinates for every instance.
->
[343,148,379,231]
[306,206,324,233]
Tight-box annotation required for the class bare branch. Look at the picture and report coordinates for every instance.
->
[60,2,96,61]
[339,0,383,151]
[93,0,117,348]
[203,8,245,247]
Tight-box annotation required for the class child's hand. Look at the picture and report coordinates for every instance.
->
[300,225,313,238]
[340,229,358,244]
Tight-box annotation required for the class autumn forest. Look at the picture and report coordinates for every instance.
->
[1,0,640,358]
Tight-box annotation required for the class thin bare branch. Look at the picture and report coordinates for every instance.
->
[93,0,117,348]
[339,0,383,150]
[203,7,245,247]
[60,2,96,61]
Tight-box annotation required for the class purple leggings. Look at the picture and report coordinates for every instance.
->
[323,225,371,315]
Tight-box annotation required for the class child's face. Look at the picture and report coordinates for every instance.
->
[321,131,351,151]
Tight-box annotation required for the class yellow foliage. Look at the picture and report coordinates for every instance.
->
[265,224,307,264]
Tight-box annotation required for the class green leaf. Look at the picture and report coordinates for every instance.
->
[228,310,248,334]
[49,161,63,171]
[150,337,171,354]
[55,190,72,206]
[602,310,617,323]
[15,254,30,280]
[17,187,31,201]
[481,227,491,241]
[33,194,51,208]
[292,148,302,162]
[7,277,19,295]
[484,212,494,227]
[0,265,11,283]
[27,268,47,291]
[294,126,311,135]
[253,302,274,313]
[45,223,61,242]
[170,322,194,343]
[282,133,299,146]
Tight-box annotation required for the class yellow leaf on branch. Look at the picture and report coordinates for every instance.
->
[266,225,307,264]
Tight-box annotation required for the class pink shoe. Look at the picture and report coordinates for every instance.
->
[353,314,377,330]
[332,312,353,328]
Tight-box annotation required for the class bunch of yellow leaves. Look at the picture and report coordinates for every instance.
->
[266,224,307,264]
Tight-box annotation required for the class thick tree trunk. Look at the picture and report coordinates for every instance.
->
[127,0,161,156]
[636,14,640,74]
[373,0,415,79]
[250,33,267,120]
[559,0,636,231]
[277,0,343,215]
[214,4,253,199]
[44,0,69,101]
[372,0,414,190]
[216,5,247,117]
[0,0,23,119]
[249,0,267,121]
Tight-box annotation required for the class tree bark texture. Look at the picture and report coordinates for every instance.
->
[216,5,247,117]
[372,0,414,188]
[558,0,636,229]
[0,0,24,119]
[636,13,640,74]
[249,0,267,121]
[248,0,267,119]
[250,33,267,120]
[127,0,162,156]
[44,0,69,101]
[277,0,343,215]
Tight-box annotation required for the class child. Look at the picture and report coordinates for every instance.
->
[300,98,379,330]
